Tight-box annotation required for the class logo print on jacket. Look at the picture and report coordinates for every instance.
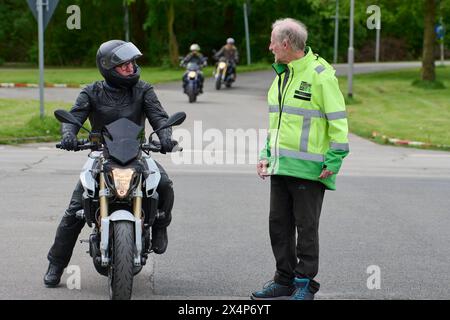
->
[294,81,312,101]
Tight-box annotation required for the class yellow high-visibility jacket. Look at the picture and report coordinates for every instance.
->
[260,47,349,190]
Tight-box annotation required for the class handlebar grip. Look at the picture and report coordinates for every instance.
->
[172,145,183,152]
[56,139,89,151]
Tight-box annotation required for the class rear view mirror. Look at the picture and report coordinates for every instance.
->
[149,112,186,140]
[54,109,90,133]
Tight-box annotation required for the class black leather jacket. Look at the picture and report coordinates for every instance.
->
[181,52,206,67]
[63,80,171,141]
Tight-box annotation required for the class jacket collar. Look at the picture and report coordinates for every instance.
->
[271,46,314,75]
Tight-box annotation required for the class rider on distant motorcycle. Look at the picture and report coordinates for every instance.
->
[180,43,207,93]
[214,38,239,81]
[44,40,178,287]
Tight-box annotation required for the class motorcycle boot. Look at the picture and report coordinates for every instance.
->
[151,225,168,254]
[199,72,204,94]
[150,161,173,255]
[43,263,65,287]
[182,74,188,93]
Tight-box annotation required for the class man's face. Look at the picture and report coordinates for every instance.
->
[269,29,287,64]
[114,60,134,76]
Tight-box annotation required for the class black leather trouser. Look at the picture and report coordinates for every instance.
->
[269,175,325,294]
[47,161,174,268]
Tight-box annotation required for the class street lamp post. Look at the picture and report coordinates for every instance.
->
[124,0,130,42]
[37,0,45,118]
[439,16,445,66]
[347,0,354,98]
[243,2,251,65]
[333,0,339,64]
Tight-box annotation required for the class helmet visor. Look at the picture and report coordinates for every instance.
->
[109,43,142,69]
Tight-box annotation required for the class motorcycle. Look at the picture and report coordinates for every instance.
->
[181,57,207,103]
[54,109,185,300]
[182,62,202,103]
[214,57,235,90]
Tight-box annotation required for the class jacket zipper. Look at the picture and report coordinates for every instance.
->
[272,66,294,173]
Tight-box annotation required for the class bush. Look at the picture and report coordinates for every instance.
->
[357,37,414,62]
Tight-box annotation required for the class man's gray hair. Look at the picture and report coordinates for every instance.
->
[272,18,308,51]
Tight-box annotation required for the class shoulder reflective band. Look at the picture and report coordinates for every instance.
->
[315,65,326,74]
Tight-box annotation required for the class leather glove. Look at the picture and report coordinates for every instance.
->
[60,131,78,151]
[160,138,179,154]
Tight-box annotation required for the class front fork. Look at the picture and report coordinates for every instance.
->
[99,171,143,267]
[220,66,227,81]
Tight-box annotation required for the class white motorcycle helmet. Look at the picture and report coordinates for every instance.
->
[226,38,235,45]
[190,43,200,52]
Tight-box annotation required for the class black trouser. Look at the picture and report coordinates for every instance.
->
[269,175,325,294]
[47,161,174,268]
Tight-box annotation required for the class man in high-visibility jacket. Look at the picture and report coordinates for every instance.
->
[251,18,349,300]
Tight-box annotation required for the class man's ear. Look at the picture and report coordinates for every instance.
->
[282,39,289,50]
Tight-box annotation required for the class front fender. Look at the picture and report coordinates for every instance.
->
[108,210,136,222]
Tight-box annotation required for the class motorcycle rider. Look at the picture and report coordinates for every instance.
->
[180,43,207,93]
[43,40,179,287]
[214,37,239,81]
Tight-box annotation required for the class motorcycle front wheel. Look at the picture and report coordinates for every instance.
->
[108,221,135,300]
[187,82,197,103]
[215,75,222,90]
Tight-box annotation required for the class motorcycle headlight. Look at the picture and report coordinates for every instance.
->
[111,168,136,198]
[218,62,227,69]
[188,71,197,79]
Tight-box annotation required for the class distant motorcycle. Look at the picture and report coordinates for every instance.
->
[181,57,207,103]
[54,109,185,300]
[214,57,235,90]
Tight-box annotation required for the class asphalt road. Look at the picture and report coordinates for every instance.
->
[1,63,450,300]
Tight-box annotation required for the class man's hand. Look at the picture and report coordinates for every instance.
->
[160,138,179,154]
[318,168,334,179]
[60,132,78,151]
[257,159,270,179]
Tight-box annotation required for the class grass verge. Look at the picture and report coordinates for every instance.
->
[338,67,450,151]
[0,63,270,85]
[0,99,90,144]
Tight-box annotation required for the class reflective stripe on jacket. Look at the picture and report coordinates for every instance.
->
[260,47,349,190]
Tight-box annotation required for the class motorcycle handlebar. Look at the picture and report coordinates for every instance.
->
[142,141,161,153]
[56,140,182,153]
[56,139,90,151]
[141,141,183,153]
